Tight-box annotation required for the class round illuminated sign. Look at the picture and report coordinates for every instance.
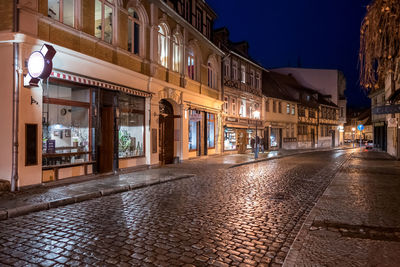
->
[357,124,364,131]
[28,51,45,78]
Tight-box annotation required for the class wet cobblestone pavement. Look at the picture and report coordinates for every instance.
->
[0,150,351,266]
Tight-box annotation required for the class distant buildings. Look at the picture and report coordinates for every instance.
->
[0,0,348,190]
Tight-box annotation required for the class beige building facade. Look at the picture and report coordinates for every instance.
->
[0,0,223,189]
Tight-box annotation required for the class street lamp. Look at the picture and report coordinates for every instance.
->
[352,127,356,148]
[253,110,260,159]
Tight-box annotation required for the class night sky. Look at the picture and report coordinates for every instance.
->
[207,0,372,108]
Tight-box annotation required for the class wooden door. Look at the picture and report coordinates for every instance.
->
[159,115,174,164]
[99,107,114,173]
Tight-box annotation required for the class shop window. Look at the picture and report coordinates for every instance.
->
[172,34,182,72]
[270,128,278,147]
[207,113,215,148]
[95,0,114,44]
[118,94,145,158]
[187,48,196,80]
[48,0,75,27]
[224,128,236,151]
[128,8,141,55]
[189,110,199,150]
[42,82,91,167]
[158,23,169,68]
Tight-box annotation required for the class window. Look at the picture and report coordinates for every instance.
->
[172,34,182,72]
[286,103,290,114]
[278,102,282,113]
[340,107,344,118]
[196,8,203,32]
[95,0,113,44]
[224,97,228,113]
[309,110,315,118]
[207,113,215,148]
[187,48,195,80]
[306,95,310,101]
[291,104,295,115]
[291,124,295,137]
[256,72,261,89]
[286,125,290,137]
[232,98,236,116]
[206,17,212,39]
[42,82,91,167]
[265,99,269,112]
[158,23,169,68]
[224,61,230,78]
[273,101,276,113]
[48,0,75,27]
[232,61,238,80]
[128,8,140,55]
[240,99,246,117]
[208,61,216,89]
[189,110,200,150]
[250,69,255,87]
[118,94,145,158]
[241,65,246,83]
[184,0,192,22]
[298,106,305,117]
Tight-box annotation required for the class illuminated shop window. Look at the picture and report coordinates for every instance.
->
[48,0,75,27]
[188,110,199,151]
[42,82,91,167]
[118,94,145,158]
[207,113,215,148]
[95,0,114,44]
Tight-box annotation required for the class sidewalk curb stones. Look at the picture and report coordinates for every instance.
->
[7,202,50,218]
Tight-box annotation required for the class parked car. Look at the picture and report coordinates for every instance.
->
[365,140,374,150]
[344,139,352,143]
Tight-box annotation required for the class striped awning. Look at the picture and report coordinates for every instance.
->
[50,70,152,98]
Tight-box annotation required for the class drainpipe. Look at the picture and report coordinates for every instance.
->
[11,0,19,192]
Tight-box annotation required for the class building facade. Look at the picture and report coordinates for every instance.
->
[370,89,387,151]
[0,0,224,189]
[213,28,263,153]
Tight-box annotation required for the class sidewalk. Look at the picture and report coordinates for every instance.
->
[0,146,347,221]
[283,151,400,266]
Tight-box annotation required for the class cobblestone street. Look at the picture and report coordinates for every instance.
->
[0,150,350,266]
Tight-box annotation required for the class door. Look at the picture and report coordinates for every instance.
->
[397,128,400,160]
[331,130,335,147]
[99,107,114,173]
[279,128,283,148]
[159,115,174,164]
[311,128,315,147]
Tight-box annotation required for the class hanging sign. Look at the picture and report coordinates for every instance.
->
[25,44,56,87]
[357,124,364,131]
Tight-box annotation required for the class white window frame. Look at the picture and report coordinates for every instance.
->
[224,61,230,78]
[207,61,216,89]
[187,48,196,80]
[232,61,238,80]
[48,0,78,27]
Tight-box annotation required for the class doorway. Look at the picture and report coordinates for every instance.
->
[311,128,315,147]
[159,100,174,165]
[331,130,336,147]
[97,90,117,174]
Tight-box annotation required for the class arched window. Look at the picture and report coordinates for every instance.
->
[158,24,169,68]
[172,34,182,72]
[187,48,196,80]
[208,61,216,89]
[128,8,140,55]
[95,0,114,44]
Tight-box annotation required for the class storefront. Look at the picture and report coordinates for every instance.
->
[188,109,216,157]
[223,117,263,153]
[41,73,150,182]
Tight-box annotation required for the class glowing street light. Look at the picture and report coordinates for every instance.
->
[253,110,260,159]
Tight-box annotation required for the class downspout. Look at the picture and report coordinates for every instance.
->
[11,0,19,192]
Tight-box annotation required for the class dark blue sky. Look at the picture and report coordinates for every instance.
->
[207,0,371,108]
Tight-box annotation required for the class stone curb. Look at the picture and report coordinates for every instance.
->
[0,174,195,221]
[229,147,351,169]
[282,151,352,266]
